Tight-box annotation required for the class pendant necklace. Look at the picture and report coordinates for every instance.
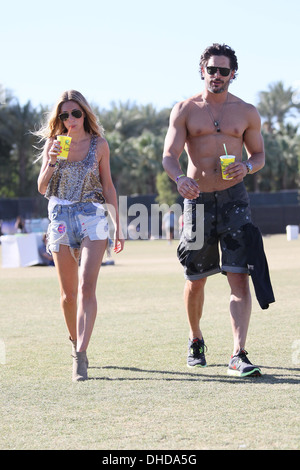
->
[203,95,228,133]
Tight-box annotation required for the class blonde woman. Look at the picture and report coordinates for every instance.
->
[37,90,124,382]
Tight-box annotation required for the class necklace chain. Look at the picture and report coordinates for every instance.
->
[203,96,228,133]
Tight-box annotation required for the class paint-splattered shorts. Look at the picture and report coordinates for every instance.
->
[47,202,109,256]
[177,182,252,280]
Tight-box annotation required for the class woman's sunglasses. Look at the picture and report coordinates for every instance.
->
[206,66,231,77]
[59,109,83,122]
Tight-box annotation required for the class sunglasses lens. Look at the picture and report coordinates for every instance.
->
[207,67,216,75]
[72,110,83,118]
[59,113,69,121]
[219,68,230,76]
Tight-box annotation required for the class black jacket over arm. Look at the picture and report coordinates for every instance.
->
[243,223,275,310]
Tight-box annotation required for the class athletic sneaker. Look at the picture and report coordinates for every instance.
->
[227,349,262,377]
[187,337,207,367]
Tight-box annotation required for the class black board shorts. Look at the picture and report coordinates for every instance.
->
[177,182,252,280]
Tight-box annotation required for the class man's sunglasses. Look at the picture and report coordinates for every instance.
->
[206,66,231,77]
[59,109,83,122]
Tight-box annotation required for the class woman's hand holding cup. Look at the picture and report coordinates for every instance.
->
[49,140,62,164]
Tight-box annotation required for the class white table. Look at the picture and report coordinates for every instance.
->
[0,233,44,267]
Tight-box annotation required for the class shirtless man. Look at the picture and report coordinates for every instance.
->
[162,44,265,377]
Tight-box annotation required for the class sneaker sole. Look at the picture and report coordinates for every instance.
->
[227,367,262,377]
[187,363,207,368]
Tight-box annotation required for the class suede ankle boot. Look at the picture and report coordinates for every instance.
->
[70,337,89,382]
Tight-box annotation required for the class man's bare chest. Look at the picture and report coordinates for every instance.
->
[186,108,247,139]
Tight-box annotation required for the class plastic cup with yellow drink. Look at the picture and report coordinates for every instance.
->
[220,144,235,180]
[56,127,73,160]
[220,155,236,179]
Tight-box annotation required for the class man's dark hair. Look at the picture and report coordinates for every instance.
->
[199,43,238,80]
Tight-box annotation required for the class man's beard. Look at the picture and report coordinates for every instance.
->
[208,80,230,94]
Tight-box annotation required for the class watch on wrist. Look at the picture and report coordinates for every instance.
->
[245,161,253,174]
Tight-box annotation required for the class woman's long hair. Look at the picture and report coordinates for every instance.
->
[33,90,105,160]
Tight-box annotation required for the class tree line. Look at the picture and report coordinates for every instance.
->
[0,81,299,202]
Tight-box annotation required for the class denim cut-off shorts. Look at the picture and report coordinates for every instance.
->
[177,182,252,280]
[47,202,109,256]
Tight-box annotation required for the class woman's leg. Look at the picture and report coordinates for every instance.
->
[52,245,79,342]
[76,237,107,352]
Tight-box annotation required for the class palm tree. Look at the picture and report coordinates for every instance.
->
[0,96,43,197]
[257,81,300,132]
[257,81,300,190]
[96,102,170,196]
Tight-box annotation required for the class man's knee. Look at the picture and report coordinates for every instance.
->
[185,277,207,293]
[227,272,250,296]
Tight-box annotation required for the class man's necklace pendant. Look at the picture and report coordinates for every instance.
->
[214,121,221,132]
[204,96,228,133]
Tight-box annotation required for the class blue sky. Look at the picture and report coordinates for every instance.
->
[1,0,300,113]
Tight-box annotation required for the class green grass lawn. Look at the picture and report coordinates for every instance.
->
[0,235,299,450]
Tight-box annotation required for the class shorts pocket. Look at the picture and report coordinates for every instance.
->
[177,238,189,266]
[82,203,97,215]
[228,183,250,205]
[50,205,60,220]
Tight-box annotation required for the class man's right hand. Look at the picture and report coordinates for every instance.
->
[177,176,200,199]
